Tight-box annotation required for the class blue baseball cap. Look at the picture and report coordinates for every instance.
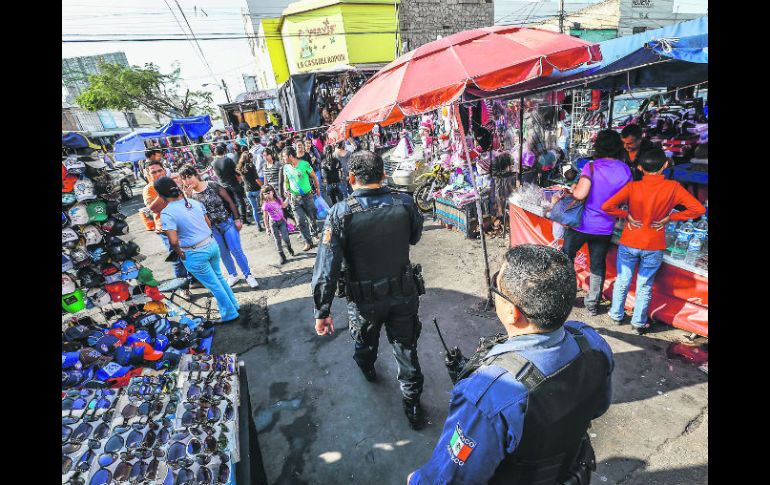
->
[110,319,129,330]
[153,318,172,336]
[96,335,122,355]
[63,325,90,342]
[127,330,152,346]
[121,260,140,280]
[86,330,105,347]
[96,362,132,381]
[62,367,94,388]
[152,351,181,370]
[114,345,144,366]
[153,335,169,352]
[62,352,82,370]
[136,313,161,328]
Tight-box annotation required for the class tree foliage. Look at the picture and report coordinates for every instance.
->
[76,63,214,118]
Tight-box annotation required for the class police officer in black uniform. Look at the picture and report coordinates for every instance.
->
[408,245,614,484]
[311,150,427,429]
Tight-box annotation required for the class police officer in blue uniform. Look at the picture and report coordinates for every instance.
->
[312,150,427,429]
[408,245,614,484]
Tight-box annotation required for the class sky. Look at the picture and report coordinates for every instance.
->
[62,0,708,107]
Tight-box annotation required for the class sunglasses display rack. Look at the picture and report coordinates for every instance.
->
[63,361,241,485]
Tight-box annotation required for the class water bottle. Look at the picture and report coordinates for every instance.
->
[679,221,695,239]
[665,219,679,249]
[671,231,689,260]
[685,236,702,265]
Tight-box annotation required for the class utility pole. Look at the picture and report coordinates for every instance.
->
[221,79,231,103]
[558,0,565,33]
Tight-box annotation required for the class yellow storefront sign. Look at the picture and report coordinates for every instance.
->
[283,13,349,74]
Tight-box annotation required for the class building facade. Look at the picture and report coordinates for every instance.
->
[534,0,700,41]
[397,0,494,54]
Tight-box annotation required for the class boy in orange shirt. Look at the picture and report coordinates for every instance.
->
[602,148,705,334]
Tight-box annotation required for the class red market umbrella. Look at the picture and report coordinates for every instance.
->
[327,26,602,142]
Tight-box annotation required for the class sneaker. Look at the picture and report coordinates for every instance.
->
[634,323,651,335]
[245,275,259,288]
[226,275,240,287]
[360,366,377,382]
[586,307,599,317]
[403,398,426,430]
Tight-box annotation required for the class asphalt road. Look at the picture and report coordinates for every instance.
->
[123,181,708,485]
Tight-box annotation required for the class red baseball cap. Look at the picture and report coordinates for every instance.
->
[144,285,164,302]
[105,281,130,302]
[107,327,129,344]
[131,342,163,361]
[62,174,78,193]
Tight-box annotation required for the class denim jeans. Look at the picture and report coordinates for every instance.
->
[290,192,319,244]
[245,190,264,229]
[271,220,292,255]
[211,217,252,278]
[562,228,612,311]
[182,241,240,321]
[610,245,664,326]
[158,232,189,279]
[223,183,249,223]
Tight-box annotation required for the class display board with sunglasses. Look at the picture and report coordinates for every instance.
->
[64,361,241,485]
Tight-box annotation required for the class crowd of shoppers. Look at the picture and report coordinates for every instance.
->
[563,126,706,334]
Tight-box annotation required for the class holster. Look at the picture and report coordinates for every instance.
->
[560,434,596,485]
[411,264,426,296]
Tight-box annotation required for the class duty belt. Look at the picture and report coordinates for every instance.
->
[181,236,214,251]
[345,264,418,303]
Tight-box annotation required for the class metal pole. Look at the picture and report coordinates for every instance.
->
[453,103,493,306]
[222,79,232,103]
[558,0,565,33]
[608,78,616,129]
[517,97,525,188]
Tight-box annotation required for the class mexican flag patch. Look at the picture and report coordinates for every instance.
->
[447,424,476,466]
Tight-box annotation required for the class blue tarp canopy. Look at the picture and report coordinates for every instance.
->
[62,132,101,150]
[161,115,212,139]
[465,16,708,98]
[113,129,164,162]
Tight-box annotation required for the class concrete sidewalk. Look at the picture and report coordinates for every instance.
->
[124,187,707,485]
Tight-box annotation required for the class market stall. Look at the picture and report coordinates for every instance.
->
[507,194,707,337]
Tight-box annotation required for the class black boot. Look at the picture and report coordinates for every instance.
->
[286,244,295,257]
[279,252,287,265]
[403,398,425,430]
[360,366,377,382]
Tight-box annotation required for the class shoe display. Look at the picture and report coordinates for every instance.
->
[245,275,259,288]
[226,275,240,287]
[403,398,425,430]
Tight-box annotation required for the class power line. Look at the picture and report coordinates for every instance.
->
[172,0,219,85]
[162,0,216,85]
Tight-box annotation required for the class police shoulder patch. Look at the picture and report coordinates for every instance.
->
[447,424,476,466]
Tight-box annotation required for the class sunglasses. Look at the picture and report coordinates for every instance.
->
[490,270,531,320]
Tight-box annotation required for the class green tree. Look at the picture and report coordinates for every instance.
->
[76,62,214,119]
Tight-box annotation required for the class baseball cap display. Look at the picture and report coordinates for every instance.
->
[62,212,70,227]
[70,247,91,268]
[77,267,104,289]
[68,203,90,226]
[74,177,97,202]
[144,285,164,302]
[62,289,86,313]
[107,238,129,262]
[86,200,108,222]
[101,217,129,235]
[95,362,131,381]
[62,228,79,248]
[143,301,168,314]
[62,174,79,193]
[88,244,108,265]
[105,281,130,302]
[62,192,77,206]
[137,267,160,286]
[82,225,103,246]
[131,342,163,361]
[86,287,112,307]
[121,260,140,280]
[83,156,107,169]
[105,199,121,215]
[125,240,141,258]
[62,274,77,295]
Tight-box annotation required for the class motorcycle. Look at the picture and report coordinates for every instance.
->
[413,163,451,213]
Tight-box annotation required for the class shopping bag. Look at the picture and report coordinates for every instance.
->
[314,195,330,220]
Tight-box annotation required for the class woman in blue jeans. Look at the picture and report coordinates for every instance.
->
[179,165,259,289]
[235,150,264,231]
[154,176,240,323]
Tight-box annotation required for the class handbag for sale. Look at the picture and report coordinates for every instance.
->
[548,162,593,228]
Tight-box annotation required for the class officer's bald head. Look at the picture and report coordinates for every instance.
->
[499,245,577,331]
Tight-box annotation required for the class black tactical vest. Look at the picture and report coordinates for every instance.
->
[342,191,412,283]
[460,327,609,485]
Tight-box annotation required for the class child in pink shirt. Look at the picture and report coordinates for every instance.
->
[261,185,294,264]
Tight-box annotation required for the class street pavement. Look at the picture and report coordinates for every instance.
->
[123,182,708,484]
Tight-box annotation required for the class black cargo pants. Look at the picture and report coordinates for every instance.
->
[346,293,424,401]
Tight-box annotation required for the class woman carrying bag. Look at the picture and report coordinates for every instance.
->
[560,130,632,316]
[179,164,260,289]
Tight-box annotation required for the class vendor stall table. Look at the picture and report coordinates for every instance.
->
[508,202,708,337]
[434,195,489,239]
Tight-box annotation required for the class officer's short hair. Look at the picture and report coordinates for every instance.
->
[349,150,384,184]
[500,245,576,331]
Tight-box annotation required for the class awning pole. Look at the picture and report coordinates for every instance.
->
[453,103,493,307]
[608,78,617,128]
[517,97,525,188]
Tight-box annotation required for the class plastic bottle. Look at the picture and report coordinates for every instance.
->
[671,231,689,260]
[665,219,679,249]
[685,236,702,265]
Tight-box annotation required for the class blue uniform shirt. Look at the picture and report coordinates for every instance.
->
[311,186,423,319]
[410,321,614,485]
